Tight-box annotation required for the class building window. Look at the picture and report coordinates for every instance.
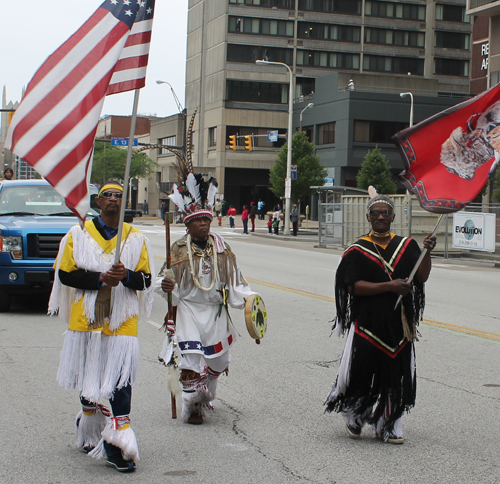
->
[229,0,295,8]
[353,120,408,143]
[298,0,361,15]
[297,22,361,42]
[159,136,176,155]
[318,122,335,145]
[227,80,289,104]
[226,126,286,149]
[229,16,294,37]
[365,1,425,21]
[365,28,424,48]
[208,127,217,148]
[297,50,360,69]
[363,55,424,76]
[435,4,469,23]
[435,31,470,50]
[435,58,469,77]
[227,44,293,65]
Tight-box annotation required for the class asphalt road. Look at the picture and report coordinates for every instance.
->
[1,221,500,484]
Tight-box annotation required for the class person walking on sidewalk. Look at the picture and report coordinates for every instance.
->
[291,204,299,236]
[249,202,258,232]
[227,205,236,228]
[241,205,249,234]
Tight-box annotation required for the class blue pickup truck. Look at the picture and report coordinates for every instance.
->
[0,179,99,311]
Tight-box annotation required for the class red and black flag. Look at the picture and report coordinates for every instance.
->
[393,83,500,213]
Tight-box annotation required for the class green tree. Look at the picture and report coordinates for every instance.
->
[492,169,500,203]
[356,146,397,194]
[269,130,327,203]
[91,141,158,184]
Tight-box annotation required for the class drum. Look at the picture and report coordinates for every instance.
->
[244,294,268,343]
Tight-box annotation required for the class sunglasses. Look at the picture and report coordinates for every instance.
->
[369,209,393,218]
[100,191,123,199]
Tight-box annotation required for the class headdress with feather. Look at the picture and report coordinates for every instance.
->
[168,109,218,224]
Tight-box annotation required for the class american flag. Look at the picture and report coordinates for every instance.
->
[5,0,155,221]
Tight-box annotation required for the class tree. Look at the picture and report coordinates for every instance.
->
[269,130,327,203]
[492,169,500,203]
[91,141,158,184]
[356,146,397,194]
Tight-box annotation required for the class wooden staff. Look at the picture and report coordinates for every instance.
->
[164,212,178,419]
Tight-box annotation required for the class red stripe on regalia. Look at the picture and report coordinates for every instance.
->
[391,238,413,270]
[344,246,386,272]
[355,321,408,358]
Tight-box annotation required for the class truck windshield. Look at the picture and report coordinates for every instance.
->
[0,185,98,217]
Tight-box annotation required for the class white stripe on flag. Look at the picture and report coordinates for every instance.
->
[117,42,151,59]
[13,33,129,158]
[5,12,122,150]
[130,18,153,34]
[54,150,92,197]
[109,67,148,84]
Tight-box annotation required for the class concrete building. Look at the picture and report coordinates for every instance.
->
[182,0,473,210]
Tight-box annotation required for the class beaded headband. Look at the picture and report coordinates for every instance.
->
[98,183,123,196]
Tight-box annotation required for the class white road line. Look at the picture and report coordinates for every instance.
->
[146,319,162,329]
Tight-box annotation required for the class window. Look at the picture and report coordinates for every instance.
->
[297,50,360,69]
[435,31,470,50]
[366,1,425,21]
[365,28,424,48]
[226,126,286,149]
[159,136,176,155]
[227,80,289,104]
[318,122,335,145]
[229,16,294,37]
[298,22,361,42]
[435,58,469,77]
[208,127,217,148]
[363,55,424,76]
[435,4,469,23]
[353,120,408,143]
[298,0,361,15]
[227,44,293,65]
[229,0,295,8]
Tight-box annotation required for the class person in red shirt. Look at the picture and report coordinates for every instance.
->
[241,205,249,234]
[227,205,237,228]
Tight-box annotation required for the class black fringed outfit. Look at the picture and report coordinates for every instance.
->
[325,234,425,437]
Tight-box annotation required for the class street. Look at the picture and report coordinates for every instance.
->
[1,220,500,484]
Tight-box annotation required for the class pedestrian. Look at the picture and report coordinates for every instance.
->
[257,199,265,220]
[227,205,236,228]
[348,79,355,91]
[249,202,257,232]
[241,205,249,234]
[221,199,229,217]
[160,178,257,425]
[160,200,167,224]
[325,192,436,445]
[290,204,299,236]
[2,167,14,180]
[214,198,222,226]
[49,181,155,472]
[272,206,280,235]
[267,215,273,234]
[143,199,148,215]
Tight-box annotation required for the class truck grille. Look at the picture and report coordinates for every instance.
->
[27,234,64,258]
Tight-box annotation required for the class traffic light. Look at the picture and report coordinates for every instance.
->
[244,134,252,151]
[229,134,237,150]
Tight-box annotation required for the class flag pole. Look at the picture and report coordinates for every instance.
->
[114,89,141,264]
[394,214,443,310]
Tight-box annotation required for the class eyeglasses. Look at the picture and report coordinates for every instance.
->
[100,191,123,199]
[369,209,393,218]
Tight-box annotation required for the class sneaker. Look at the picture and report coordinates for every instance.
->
[346,423,361,439]
[82,445,95,454]
[106,454,136,473]
[386,434,404,445]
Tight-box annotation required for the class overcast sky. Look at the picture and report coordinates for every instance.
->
[1,0,189,118]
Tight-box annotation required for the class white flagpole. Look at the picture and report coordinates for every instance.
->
[394,214,443,310]
[114,89,141,264]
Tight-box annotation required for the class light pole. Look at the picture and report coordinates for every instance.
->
[156,80,183,113]
[400,92,414,127]
[300,102,314,131]
[256,59,293,236]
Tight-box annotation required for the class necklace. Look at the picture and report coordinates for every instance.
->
[186,234,217,292]
[370,230,391,238]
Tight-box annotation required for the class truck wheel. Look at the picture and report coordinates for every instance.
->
[0,291,11,312]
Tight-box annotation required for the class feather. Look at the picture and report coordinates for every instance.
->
[185,109,197,174]
[186,173,200,204]
[169,184,185,211]
[207,180,218,209]
[368,185,378,198]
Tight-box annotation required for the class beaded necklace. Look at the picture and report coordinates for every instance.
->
[186,234,217,292]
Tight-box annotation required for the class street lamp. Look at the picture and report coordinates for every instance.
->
[400,92,414,127]
[256,59,293,236]
[300,102,314,131]
[156,80,184,113]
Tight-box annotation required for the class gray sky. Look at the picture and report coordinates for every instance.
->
[1,0,189,118]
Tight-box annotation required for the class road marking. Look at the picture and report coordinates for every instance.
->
[246,277,500,343]
[147,319,162,329]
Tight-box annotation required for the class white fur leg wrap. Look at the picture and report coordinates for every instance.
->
[75,405,110,449]
[97,418,140,462]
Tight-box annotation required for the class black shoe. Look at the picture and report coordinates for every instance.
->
[82,445,95,454]
[346,423,361,439]
[106,454,136,473]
